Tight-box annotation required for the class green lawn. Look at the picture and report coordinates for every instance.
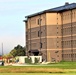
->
[1,61,76,69]
[0,61,76,73]
[6,61,76,69]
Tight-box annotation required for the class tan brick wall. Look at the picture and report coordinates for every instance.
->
[31,39,40,50]
[47,50,62,62]
[62,9,76,61]
[62,49,76,61]
[46,25,62,36]
[27,13,46,29]
[41,50,47,61]
[47,38,62,49]
[26,8,76,62]
[71,9,76,23]
[27,26,46,39]
[46,13,57,25]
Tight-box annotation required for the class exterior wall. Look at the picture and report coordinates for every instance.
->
[62,9,76,61]
[72,8,76,53]
[25,7,76,62]
[46,13,62,62]
[26,13,62,62]
[26,14,47,61]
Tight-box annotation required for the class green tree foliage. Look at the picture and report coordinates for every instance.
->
[3,53,13,59]
[10,45,26,57]
[10,49,17,57]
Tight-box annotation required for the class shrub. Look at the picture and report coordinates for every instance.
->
[35,58,39,63]
[25,57,32,64]
[9,60,12,63]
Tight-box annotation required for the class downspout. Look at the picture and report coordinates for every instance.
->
[71,10,73,61]
[40,15,41,53]
[30,18,31,55]
[61,12,63,61]
[45,13,47,62]
[25,20,28,56]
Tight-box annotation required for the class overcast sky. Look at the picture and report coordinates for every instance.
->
[0,0,76,54]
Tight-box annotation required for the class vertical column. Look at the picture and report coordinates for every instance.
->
[30,18,31,55]
[71,10,73,61]
[45,13,47,62]
[61,13,64,60]
[25,20,28,56]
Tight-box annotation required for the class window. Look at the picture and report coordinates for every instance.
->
[40,42,42,48]
[73,54,74,58]
[65,41,66,45]
[57,32,58,34]
[57,46,59,48]
[62,54,63,58]
[66,41,68,45]
[75,40,76,44]
[61,29,63,33]
[69,54,70,57]
[57,27,58,29]
[68,13,69,19]
[38,18,42,25]
[57,41,59,43]
[38,30,42,37]
[38,31,40,37]
[55,51,59,53]
[65,28,66,33]
[67,54,68,58]
[57,55,59,57]
[38,19,40,25]
[72,40,74,44]
[75,54,76,57]
[71,54,73,58]
[73,12,75,18]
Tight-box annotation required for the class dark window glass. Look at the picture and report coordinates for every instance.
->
[38,19,42,25]
[40,42,42,48]
[38,31,40,37]
[38,19,40,25]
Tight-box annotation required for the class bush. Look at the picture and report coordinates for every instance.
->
[25,57,32,64]
[9,60,12,63]
[35,58,39,63]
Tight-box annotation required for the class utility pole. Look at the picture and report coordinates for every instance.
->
[2,43,3,56]
[2,43,4,65]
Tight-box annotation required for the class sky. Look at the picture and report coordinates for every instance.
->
[0,0,76,54]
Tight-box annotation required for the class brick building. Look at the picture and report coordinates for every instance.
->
[24,3,76,62]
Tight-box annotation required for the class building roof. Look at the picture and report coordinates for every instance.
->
[50,3,76,12]
[25,3,76,18]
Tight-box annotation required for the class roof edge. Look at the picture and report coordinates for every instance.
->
[25,3,76,18]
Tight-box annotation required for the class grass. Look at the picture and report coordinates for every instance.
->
[46,61,76,69]
[0,67,65,73]
[0,61,76,73]
[0,73,76,75]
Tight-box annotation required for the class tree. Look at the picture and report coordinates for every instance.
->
[14,45,23,50]
[3,53,13,59]
[10,49,17,57]
[9,45,26,57]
